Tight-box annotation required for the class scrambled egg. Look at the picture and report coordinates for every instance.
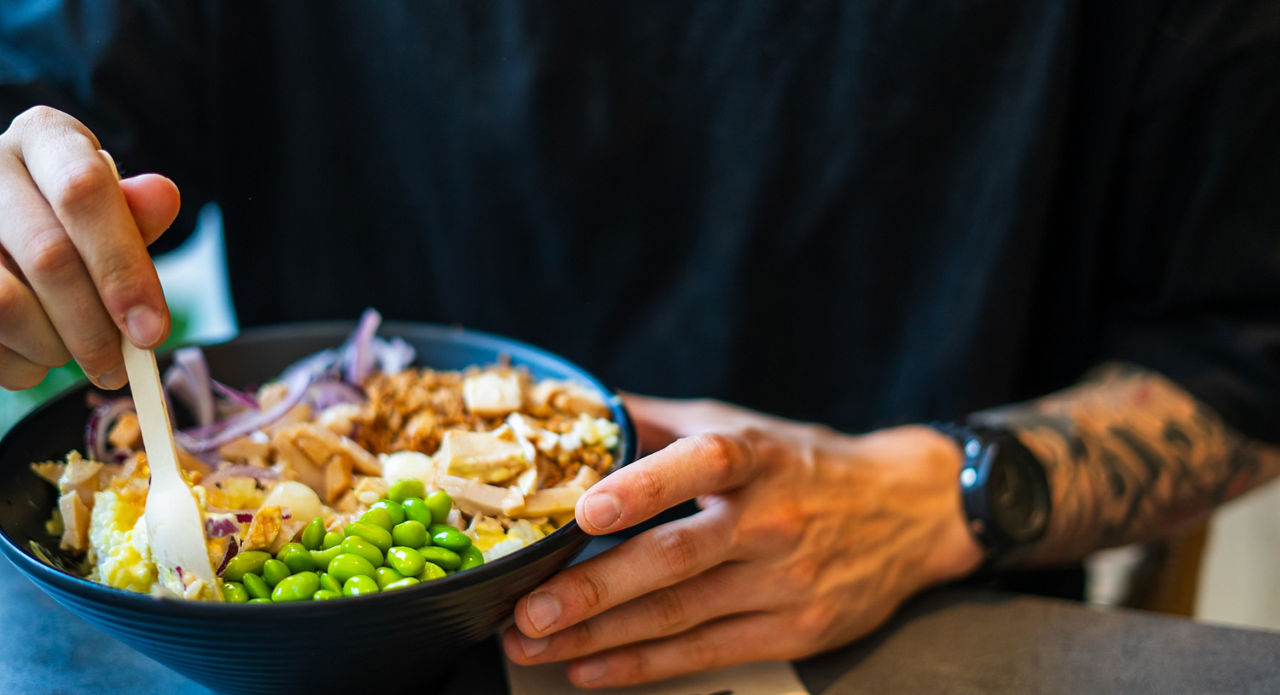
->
[87,489,156,594]
[470,517,556,562]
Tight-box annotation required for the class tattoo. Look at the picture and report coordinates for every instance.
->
[972,363,1280,563]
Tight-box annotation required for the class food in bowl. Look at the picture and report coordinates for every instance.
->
[29,309,619,601]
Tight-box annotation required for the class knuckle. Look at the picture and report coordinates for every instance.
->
[9,105,60,137]
[52,159,114,216]
[632,465,667,506]
[794,605,837,645]
[653,525,700,578]
[72,330,119,375]
[781,556,821,593]
[648,587,688,632]
[23,229,80,281]
[690,433,738,484]
[686,631,721,671]
[568,568,610,613]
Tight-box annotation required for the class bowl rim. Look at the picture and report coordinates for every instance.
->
[0,318,637,614]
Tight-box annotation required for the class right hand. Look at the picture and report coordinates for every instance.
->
[0,106,181,391]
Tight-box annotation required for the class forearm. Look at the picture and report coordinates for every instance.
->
[972,363,1280,564]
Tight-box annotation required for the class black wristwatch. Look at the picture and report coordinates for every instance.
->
[931,422,1051,569]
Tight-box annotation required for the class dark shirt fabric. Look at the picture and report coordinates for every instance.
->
[2,1,1279,446]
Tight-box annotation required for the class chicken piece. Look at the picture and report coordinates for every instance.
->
[323,455,354,505]
[219,436,272,468]
[527,379,611,419]
[439,430,530,483]
[30,461,64,486]
[57,453,102,506]
[57,491,90,552]
[352,476,389,506]
[518,486,587,518]
[107,411,142,451]
[462,371,523,417]
[317,403,363,436]
[438,475,519,517]
[241,505,283,551]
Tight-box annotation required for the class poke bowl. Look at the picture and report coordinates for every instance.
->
[0,316,636,694]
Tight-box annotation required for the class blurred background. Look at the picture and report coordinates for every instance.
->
[2,204,1276,631]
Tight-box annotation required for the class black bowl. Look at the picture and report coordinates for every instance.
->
[0,321,635,694]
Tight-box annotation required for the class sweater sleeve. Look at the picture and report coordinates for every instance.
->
[1097,1,1280,443]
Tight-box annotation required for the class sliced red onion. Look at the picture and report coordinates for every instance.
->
[204,513,242,538]
[176,367,315,454]
[212,379,259,410]
[307,378,366,410]
[215,538,239,576]
[200,463,281,487]
[85,397,136,462]
[164,347,215,427]
[343,308,381,385]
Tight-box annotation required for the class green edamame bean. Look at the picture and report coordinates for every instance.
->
[392,520,427,548]
[313,589,341,600]
[401,497,432,526]
[270,571,320,602]
[319,572,342,595]
[386,546,425,577]
[431,527,472,553]
[247,598,273,604]
[310,544,343,567]
[342,575,379,596]
[425,490,453,525]
[387,479,425,503]
[221,581,249,603]
[383,577,420,591]
[327,553,377,583]
[262,559,291,587]
[242,572,271,599]
[374,566,405,589]
[428,523,455,538]
[359,507,394,532]
[338,535,384,566]
[300,517,326,550]
[369,499,406,525]
[417,561,447,582]
[459,545,484,571]
[345,521,393,552]
[321,531,344,549]
[222,550,271,582]
[277,542,317,573]
[416,546,462,571]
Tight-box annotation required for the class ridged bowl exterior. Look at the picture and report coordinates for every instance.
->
[0,322,635,694]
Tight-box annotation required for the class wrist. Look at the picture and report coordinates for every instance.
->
[903,426,985,584]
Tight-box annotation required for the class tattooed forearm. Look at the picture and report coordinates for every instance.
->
[971,363,1280,564]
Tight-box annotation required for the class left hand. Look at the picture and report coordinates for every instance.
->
[502,394,984,688]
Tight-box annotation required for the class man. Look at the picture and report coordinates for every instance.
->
[2,2,1277,687]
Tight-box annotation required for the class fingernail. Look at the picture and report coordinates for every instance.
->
[518,634,548,658]
[583,493,621,531]
[125,306,164,347]
[98,365,127,390]
[525,591,561,633]
[573,658,607,685]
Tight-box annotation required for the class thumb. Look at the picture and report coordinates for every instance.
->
[118,173,181,246]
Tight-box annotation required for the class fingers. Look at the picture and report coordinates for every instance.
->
[514,504,736,638]
[0,344,48,390]
[0,107,173,390]
[0,260,68,366]
[0,150,124,387]
[119,174,181,245]
[574,431,759,536]
[505,561,769,663]
[18,128,168,349]
[567,613,799,689]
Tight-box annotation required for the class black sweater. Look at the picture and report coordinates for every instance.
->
[3,1,1278,442]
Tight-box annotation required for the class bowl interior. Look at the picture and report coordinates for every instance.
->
[0,320,634,692]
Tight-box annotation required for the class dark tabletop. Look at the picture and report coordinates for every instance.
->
[3,541,1278,695]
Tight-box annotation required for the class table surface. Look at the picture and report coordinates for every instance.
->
[4,543,1279,695]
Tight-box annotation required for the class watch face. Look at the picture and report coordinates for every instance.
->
[988,445,1048,543]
